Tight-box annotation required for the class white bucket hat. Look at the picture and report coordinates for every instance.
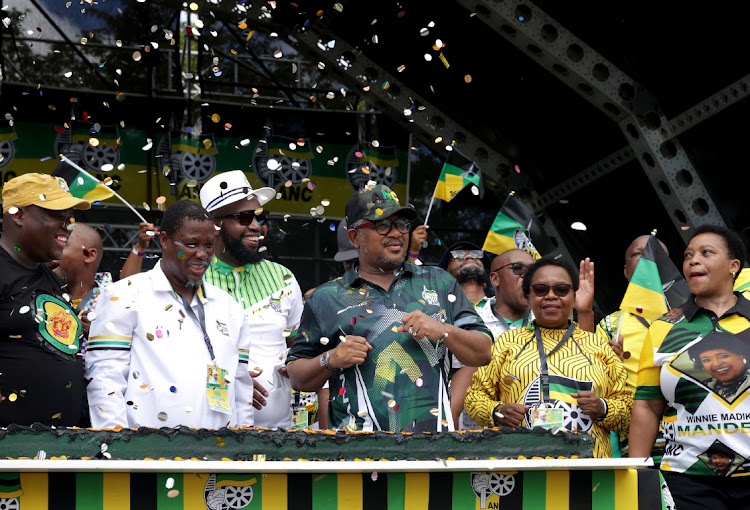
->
[199,170,276,213]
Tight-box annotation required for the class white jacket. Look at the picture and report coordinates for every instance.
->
[86,262,254,429]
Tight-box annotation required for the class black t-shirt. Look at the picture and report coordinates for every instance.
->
[0,247,84,426]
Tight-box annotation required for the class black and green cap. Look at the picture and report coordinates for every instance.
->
[344,184,418,228]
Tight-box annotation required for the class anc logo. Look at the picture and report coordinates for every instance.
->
[34,293,81,355]
[204,473,256,509]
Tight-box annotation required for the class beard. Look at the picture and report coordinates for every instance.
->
[455,265,486,286]
[221,227,265,265]
[185,277,203,287]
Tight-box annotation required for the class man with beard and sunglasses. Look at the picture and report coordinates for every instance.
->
[200,171,303,429]
[85,200,255,429]
[286,184,492,432]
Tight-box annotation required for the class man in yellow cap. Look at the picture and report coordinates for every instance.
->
[0,173,91,426]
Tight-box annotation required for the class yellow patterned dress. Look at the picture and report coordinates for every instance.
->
[465,322,632,457]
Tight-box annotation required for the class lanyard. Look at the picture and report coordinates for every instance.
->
[534,323,576,403]
[491,308,530,329]
[179,292,216,363]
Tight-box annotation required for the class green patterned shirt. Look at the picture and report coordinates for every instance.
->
[287,263,492,432]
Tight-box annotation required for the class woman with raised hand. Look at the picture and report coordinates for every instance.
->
[464,256,631,457]
[630,224,750,509]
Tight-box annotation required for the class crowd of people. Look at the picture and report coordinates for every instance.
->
[1,171,750,508]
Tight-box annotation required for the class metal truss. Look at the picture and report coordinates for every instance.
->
[461,0,729,241]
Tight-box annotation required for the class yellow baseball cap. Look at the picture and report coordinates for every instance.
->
[2,173,91,214]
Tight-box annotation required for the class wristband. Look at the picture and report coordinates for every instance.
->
[132,247,145,257]
[409,252,420,258]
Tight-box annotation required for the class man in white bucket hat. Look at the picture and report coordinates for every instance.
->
[200,170,303,429]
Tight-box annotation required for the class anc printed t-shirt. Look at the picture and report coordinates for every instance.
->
[0,247,84,427]
[636,293,750,476]
[597,309,655,457]
[204,257,303,428]
[465,323,632,458]
[286,263,492,432]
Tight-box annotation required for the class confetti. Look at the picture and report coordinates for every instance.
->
[570,222,587,231]
[157,412,168,421]
[215,437,225,447]
[18,306,30,314]
[448,294,456,302]
[167,490,180,498]
[339,388,346,396]
[320,337,329,345]
[8,393,17,402]
[8,207,18,215]
[165,477,175,489]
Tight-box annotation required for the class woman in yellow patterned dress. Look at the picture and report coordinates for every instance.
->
[464,256,632,457]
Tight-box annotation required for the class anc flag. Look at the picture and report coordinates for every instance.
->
[735,268,750,298]
[482,194,553,259]
[433,150,483,202]
[548,375,593,405]
[651,236,690,309]
[0,473,23,498]
[52,161,115,203]
[620,236,669,321]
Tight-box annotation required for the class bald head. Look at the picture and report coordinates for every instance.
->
[491,249,534,273]
[490,249,534,319]
[53,223,104,284]
[624,235,669,281]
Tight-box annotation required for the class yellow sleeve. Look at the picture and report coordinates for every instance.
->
[597,339,633,433]
[464,335,509,427]
[635,323,665,400]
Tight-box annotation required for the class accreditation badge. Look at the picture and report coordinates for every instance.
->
[206,365,232,415]
[528,403,563,430]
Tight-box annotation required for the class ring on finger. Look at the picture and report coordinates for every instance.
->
[408,326,414,334]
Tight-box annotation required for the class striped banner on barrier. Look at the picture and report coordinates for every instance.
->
[0,469,663,509]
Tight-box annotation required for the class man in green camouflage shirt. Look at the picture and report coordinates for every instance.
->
[286,184,492,432]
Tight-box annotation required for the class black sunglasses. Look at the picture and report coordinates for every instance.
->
[530,283,573,297]
[493,262,528,276]
[219,209,270,226]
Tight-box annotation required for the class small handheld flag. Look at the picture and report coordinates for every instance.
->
[482,193,554,259]
[52,160,115,203]
[620,234,691,322]
[433,150,483,202]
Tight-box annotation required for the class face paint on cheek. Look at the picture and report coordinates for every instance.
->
[178,252,186,259]
[14,245,21,252]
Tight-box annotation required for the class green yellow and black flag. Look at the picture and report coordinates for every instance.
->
[433,150,483,202]
[482,194,553,259]
[620,236,669,321]
[548,375,593,405]
[52,161,115,203]
[735,268,750,299]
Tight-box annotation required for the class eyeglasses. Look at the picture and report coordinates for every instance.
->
[493,262,528,276]
[451,249,484,262]
[352,218,411,235]
[219,210,270,226]
[530,283,573,297]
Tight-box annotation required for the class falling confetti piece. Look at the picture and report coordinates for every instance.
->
[18,306,30,314]
[415,378,424,387]
[571,222,587,231]
[167,490,180,498]
[320,337,329,345]
[157,412,168,421]
[8,207,18,215]
[448,294,456,302]
[215,437,226,447]
[109,296,119,301]
[165,477,175,489]
[636,306,643,314]
[52,412,62,419]
[439,52,450,68]
[464,75,473,84]
[9,393,17,402]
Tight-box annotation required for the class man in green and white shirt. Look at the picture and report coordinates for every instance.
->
[200,171,303,428]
